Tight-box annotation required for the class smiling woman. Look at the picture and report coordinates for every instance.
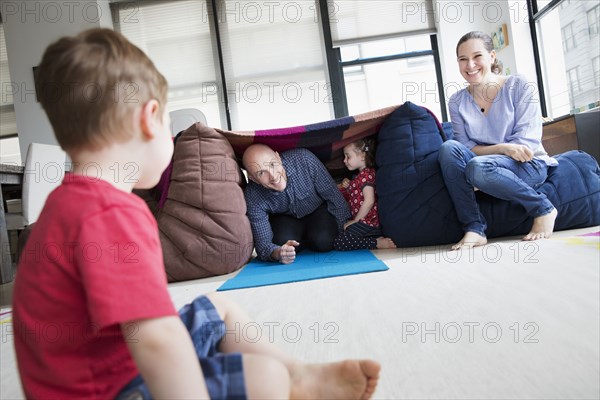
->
[438,31,559,250]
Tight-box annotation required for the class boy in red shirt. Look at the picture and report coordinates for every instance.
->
[13,28,380,399]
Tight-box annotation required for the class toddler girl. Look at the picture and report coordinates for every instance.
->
[334,139,396,251]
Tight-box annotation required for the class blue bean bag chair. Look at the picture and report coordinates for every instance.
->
[377,102,600,246]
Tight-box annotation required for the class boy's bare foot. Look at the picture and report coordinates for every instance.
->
[523,208,558,241]
[290,359,381,400]
[451,231,487,250]
[376,237,397,249]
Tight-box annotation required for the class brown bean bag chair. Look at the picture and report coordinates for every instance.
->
[139,123,253,282]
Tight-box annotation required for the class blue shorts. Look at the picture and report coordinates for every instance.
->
[116,296,247,400]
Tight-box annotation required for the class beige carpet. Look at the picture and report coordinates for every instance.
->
[2,227,599,399]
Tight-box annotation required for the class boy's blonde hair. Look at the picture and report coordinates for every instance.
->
[36,28,168,154]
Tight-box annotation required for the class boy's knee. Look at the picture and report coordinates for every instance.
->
[205,291,226,304]
[204,292,231,319]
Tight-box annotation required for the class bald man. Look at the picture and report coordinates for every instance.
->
[242,144,351,264]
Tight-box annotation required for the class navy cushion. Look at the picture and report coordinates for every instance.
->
[377,102,600,246]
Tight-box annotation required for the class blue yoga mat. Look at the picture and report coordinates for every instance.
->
[217,250,388,291]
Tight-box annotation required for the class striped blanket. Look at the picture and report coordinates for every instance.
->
[155,105,401,210]
[214,105,401,173]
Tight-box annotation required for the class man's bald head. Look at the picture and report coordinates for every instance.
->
[242,144,287,191]
[242,144,277,171]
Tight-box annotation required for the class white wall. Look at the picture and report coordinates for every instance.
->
[2,0,113,159]
[434,0,538,104]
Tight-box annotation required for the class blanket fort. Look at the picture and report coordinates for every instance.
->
[215,105,401,174]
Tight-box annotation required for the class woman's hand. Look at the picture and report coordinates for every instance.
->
[502,143,534,162]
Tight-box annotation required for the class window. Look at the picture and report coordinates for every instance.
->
[340,35,441,120]
[593,56,600,87]
[327,0,435,46]
[219,0,331,129]
[561,22,576,51]
[113,0,332,130]
[340,46,363,75]
[325,0,442,120]
[588,5,599,35]
[532,0,600,117]
[0,16,20,164]
[113,1,223,128]
[113,0,442,128]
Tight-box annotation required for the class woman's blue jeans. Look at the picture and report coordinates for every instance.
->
[438,140,555,237]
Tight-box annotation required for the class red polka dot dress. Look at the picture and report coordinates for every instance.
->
[344,168,380,227]
[335,167,382,250]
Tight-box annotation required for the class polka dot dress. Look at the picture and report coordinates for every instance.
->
[335,168,382,251]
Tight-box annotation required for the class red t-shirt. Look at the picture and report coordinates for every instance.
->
[13,174,177,399]
[340,168,380,227]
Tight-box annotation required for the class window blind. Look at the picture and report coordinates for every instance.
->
[218,0,333,129]
[327,0,436,47]
[112,0,223,127]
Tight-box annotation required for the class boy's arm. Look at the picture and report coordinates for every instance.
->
[122,316,209,399]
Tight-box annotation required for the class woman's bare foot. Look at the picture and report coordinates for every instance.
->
[523,208,558,241]
[289,359,381,400]
[376,237,397,249]
[451,231,487,250]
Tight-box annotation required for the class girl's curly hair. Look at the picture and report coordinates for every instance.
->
[351,138,377,168]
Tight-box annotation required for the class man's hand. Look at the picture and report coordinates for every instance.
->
[275,240,300,264]
[502,143,533,162]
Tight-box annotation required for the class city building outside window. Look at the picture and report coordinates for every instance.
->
[534,0,600,116]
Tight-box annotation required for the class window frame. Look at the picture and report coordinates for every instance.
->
[566,66,580,101]
[528,0,600,117]
[593,56,600,87]
[588,5,599,36]
[0,13,17,140]
[317,0,445,120]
